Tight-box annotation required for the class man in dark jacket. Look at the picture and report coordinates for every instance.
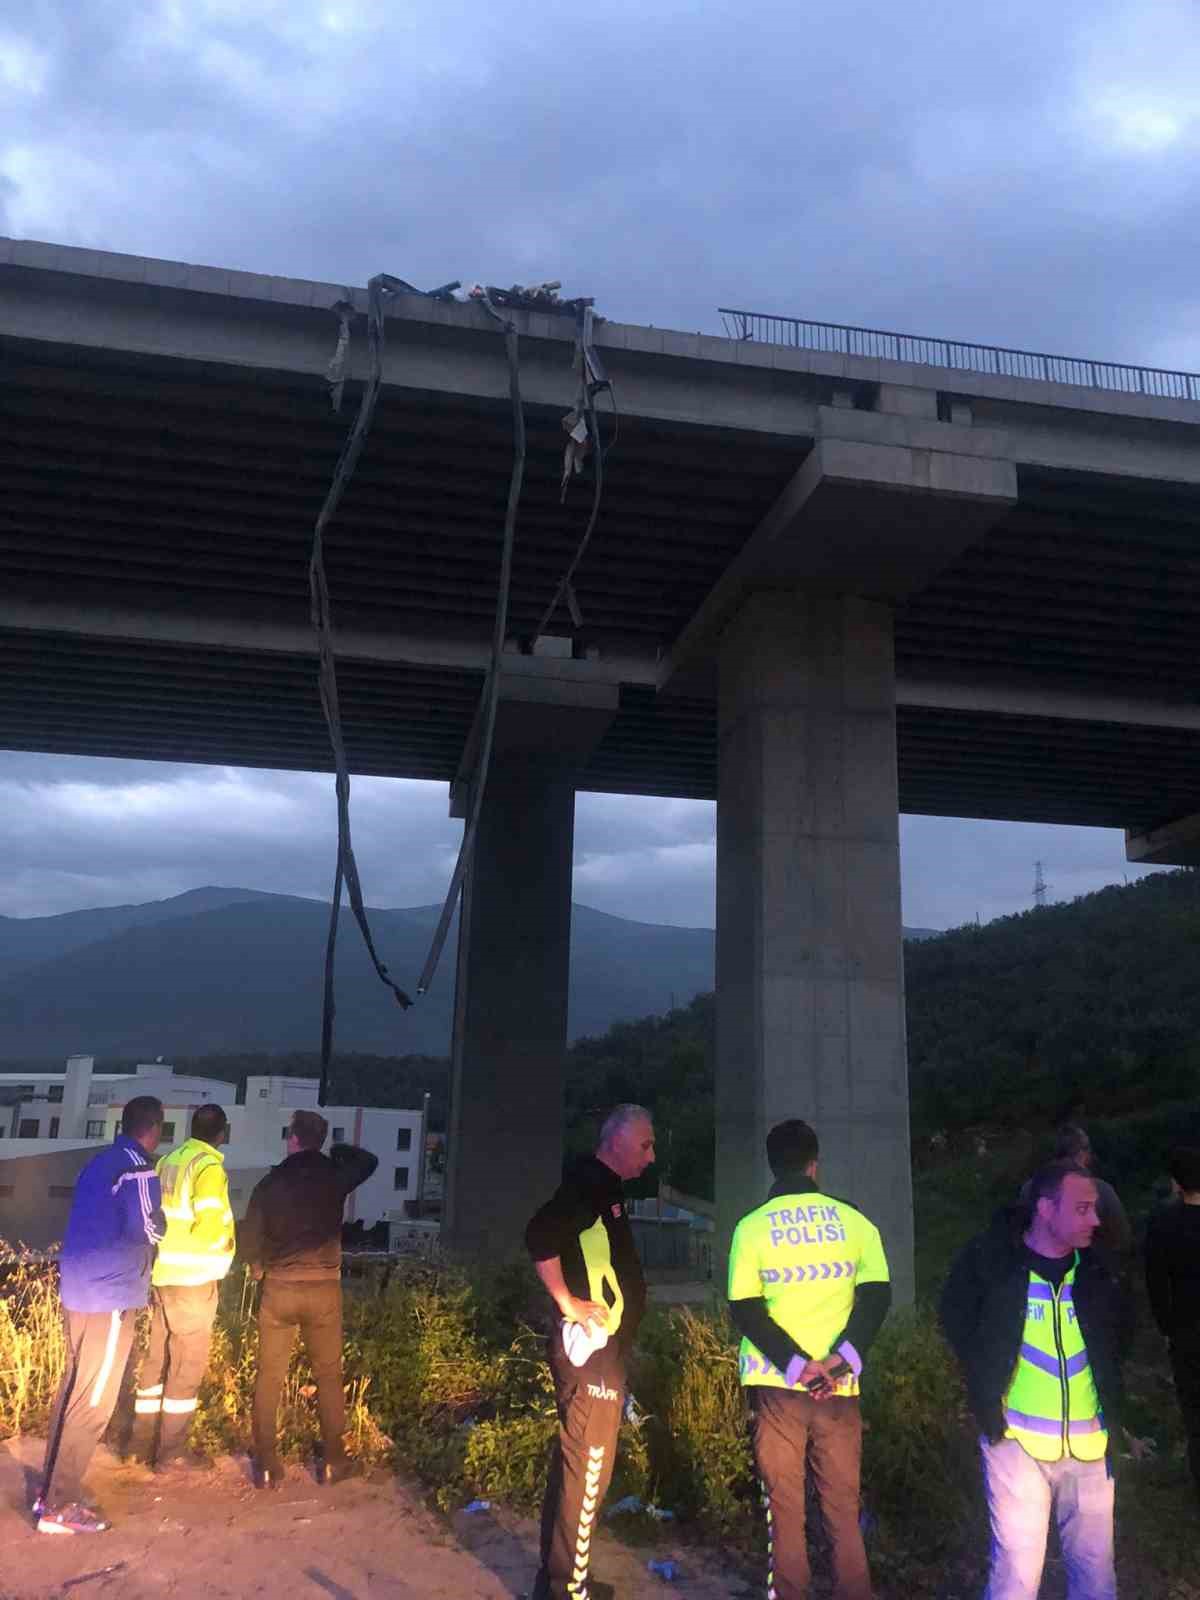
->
[940,1160,1133,1600]
[36,1096,166,1535]
[1145,1145,1200,1506]
[525,1103,655,1600]
[239,1108,378,1487]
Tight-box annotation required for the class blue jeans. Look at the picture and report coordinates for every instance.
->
[980,1437,1116,1600]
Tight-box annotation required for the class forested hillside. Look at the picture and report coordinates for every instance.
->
[905,867,1200,1134]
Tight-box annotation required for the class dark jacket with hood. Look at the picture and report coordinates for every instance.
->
[939,1206,1134,1441]
[239,1143,378,1282]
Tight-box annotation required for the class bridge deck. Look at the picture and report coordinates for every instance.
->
[3,239,1200,832]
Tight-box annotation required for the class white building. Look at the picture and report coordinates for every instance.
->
[0,1056,426,1246]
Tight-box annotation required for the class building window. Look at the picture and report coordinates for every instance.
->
[48,1085,64,1104]
[49,1185,75,1198]
[282,1127,290,1141]
[86,1120,106,1139]
[259,1088,269,1098]
[18,1119,38,1139]
[49,1117,60,1139]
[332,1126,346,1143]
[393,1167,409,1191]
[396,1127,412,1152]
[161,1122,176,1143]
[16,1085,33,1097]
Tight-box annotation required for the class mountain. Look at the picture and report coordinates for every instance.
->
[0,887,714,1059]
[0,884,940,1062]
[0,886,277,985]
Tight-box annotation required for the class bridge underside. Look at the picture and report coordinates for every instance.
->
[3,336,1200,833]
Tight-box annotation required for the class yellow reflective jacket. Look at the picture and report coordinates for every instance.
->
[728,1186,890,1395]
[1003,1262,1108,1462]
[152,1137,235,1287]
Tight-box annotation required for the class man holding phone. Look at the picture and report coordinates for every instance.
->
[728,1119,892,1600]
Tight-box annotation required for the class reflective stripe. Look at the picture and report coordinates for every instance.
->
[134,1396,164,1414]
[192,1197,230,1214]
[1006,1408,1102,1437]
[89,1311,121,1409]
[161,1396,197,1415]
[155,1250,233,1266]
[1065,1350,1091,1379]
[1019,1342,1064,1378]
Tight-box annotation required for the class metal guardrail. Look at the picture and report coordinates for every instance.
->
[717,308,1200,402]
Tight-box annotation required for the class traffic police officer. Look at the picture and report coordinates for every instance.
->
[728,1118,891,1600]
[130,1103,235,1467]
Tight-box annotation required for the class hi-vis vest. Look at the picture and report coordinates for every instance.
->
[728,1188,889,1396]
[1003,1261,1107,1462]
[152,1137,235,1287]
[579,1216,625,1336]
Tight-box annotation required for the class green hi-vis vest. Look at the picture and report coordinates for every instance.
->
[727,1189,889,1396]
[1003,1262,1107,1463]
[153,1138,235,1288]
[579,1216,625,1335]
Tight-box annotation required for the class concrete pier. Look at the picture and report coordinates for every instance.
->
[441,679,615,1259]
[715,591,914,1302]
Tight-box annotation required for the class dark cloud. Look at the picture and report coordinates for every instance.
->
[0,752,1160,930]
[4,1,1199,362]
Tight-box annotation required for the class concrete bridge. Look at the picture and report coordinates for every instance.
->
[4,236,1200,1298]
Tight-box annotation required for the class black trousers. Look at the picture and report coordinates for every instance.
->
[252,1277,346,1470]
[41,1308,138,1508]
[130,1282,220,1460]
[535,1333,627,1600]
[1169,1333,1200,1504]
[749,1387,872,1600]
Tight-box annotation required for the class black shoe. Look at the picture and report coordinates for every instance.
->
[316,1457,358,1486]
[254,1462,283,1491]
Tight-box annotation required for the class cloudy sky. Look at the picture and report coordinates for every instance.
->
[1,0,1190,930]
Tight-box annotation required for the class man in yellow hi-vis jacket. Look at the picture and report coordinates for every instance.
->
[729,1119,892,1600]
[130,1104,235,1468]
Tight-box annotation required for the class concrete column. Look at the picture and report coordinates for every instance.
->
[715,590,914,1303]
[442,750,576,1260]
[441,667,616,1259]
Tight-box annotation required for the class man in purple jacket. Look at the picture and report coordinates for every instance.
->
[36,1096,166,1535]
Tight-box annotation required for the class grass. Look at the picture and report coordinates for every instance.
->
[2,1217,1197,1595]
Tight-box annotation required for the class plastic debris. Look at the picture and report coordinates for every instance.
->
[647,1558,680,1582]
[606,1494,644,1518]
[464,1499,492,1514]
[647,1504,675,1521]
[623,1394,649,1428]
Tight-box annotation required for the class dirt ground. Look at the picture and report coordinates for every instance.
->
[0,1437,756,1600]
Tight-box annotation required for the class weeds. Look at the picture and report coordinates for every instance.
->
[1,1241,1194,1596]
[0,1251,64,1438]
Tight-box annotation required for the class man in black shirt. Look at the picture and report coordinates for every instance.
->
[525,1104,655,1600]
[1145,1146,1200,1505]
[240,1109,378,1488]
